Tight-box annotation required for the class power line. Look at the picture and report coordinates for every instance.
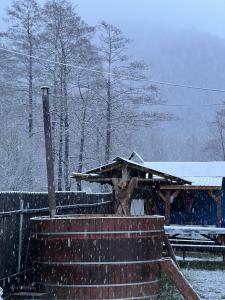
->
[1,46,225,94]
[0,82,224,108]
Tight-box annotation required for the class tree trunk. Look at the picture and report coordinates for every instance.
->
[64,93,70,190]
[28,27,33,139]
[27,24,34,191]
[51,65,58,163]
[57,73,64,191]
[63,68,70,191]
[105,73,112,163]
[28,56,33,139]
[77,108,86,191]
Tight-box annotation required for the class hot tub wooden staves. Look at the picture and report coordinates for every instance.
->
[31,215,165,300]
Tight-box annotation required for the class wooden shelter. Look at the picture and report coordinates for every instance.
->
[71,157,191,221]
[144,161,225,227]
[72,157,225,228]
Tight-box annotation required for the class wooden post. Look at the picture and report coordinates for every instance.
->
[217,196,222,227]
[112,177,138,215]
[165,197,171,225]
[159,191,179,225]
[159,191,171,225]
[208,191,222,227]
[17,198,24,273]
[42,86,56,218]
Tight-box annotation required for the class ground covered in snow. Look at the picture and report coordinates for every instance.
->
[159,268,225,299]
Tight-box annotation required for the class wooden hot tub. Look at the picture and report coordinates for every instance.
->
[31,215,165,299]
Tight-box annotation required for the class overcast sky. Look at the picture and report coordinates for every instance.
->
[1,0,225,40]
[0,0,224,155]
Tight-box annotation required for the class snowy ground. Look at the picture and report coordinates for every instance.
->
[159,268,225,299]
[184,269,225,300]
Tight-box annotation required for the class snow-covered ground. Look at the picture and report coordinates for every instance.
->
[159,268,225,299]
[183,269,225,300]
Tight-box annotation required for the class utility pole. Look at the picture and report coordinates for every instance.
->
[41,86,56,218]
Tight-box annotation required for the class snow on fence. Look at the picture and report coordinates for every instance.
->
[0,191,113,294]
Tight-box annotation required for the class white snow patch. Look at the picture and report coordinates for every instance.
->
[183,269,225,299]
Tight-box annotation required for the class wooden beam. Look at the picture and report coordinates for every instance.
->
[160,258,200,300]
[161,185,221,190]
[163,234,179,267]
[71,174,169,185]
[85,162,122,175]
[71,173,102,179]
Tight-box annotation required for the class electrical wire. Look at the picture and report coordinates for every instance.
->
[0,82,224,108]
[1,46,225,94]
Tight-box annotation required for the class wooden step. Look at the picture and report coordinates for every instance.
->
[10,292,48,299]
[13,286,36,293]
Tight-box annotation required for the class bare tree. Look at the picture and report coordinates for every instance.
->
[98,21,164,163]
[75,70,103,190]
[0,0,41,190]
[40,0,96,190]
[3,0,40,139]
[205,109,225,160]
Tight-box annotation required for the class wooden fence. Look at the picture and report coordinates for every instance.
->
[0,191,113,292]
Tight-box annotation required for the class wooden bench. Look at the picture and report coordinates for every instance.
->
[164,225,225,261]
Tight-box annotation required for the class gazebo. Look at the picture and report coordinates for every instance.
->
[71,156,191,223]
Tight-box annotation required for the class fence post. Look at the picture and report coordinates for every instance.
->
[17,198,24,273]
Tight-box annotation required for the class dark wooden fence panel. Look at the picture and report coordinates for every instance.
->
[0,191,113,291]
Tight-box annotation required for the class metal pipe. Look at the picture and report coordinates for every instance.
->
[41,86,56,217]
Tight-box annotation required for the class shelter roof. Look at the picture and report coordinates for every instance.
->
[143,161,225,188]
[71,157,191,185]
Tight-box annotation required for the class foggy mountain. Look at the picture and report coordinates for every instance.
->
[1,0,225,191]
[130,23,225,161]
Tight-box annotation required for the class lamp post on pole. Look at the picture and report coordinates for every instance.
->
[41,86,56,218]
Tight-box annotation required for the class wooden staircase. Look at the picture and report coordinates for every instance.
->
[8,286,48,300]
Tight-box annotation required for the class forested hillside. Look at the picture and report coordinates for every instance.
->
[0,0,164,191]
[1,0,225,191]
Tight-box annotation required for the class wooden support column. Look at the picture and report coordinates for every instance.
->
[158,191,171,225]
[145,192,159,215]
[208,191,222,227]
[112,177,138,215]
[159,191,179,225]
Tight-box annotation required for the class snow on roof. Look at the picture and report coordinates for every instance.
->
[143,162,225,177]
[143,162,225,187]
[181,176,222,187]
